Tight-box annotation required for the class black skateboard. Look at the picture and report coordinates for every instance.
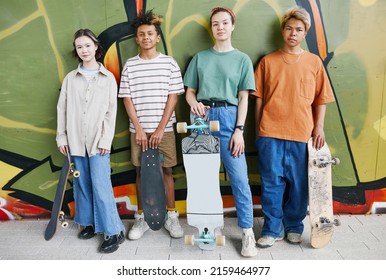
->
[140,148,166,230]
[44,154,79,240]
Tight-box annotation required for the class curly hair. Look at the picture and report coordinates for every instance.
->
[132,9,163,36]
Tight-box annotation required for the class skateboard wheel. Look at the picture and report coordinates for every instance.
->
[209,120,220,132]
[73,170,80,178]
[184,234,195,246]
[176,122,187,133]
[333,158,340,165]
[62,221,69,228]
[215,235,225,246]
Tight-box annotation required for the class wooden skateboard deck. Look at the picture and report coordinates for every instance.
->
[178,118,225,250]
[45,154,79,240]
[140,148,166,231]
[307,138,340,248]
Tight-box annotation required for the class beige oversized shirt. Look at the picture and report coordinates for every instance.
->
[56,63,117,157]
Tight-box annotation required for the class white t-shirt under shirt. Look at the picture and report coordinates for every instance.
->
[118,53,184,133]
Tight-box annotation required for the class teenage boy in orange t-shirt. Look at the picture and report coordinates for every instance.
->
[253,6,335,248]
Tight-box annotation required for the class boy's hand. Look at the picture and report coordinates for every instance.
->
[149,128,164,149]
[136,128,148,151]
[312,126,325,150]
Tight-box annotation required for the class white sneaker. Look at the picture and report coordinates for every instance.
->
[257,235,284,248]
[128,212,149,240]
[164,211,183,238]
[241,231,258,257]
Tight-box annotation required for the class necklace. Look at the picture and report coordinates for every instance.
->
[280,49,304,65]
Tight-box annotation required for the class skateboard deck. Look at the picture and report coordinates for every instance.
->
[307,138,340,248]
[45,154,79,240]
[140,148,166,231]
[177,117,225,250]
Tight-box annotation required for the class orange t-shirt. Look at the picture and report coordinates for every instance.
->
[253,50,335,143]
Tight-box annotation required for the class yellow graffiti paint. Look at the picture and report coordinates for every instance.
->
[0,116,56,134]
[358,0,377,7]
[0,161,22,195]
[374,116,386,140]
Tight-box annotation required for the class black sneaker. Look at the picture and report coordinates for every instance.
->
[78,225,96,240]
[99,231,125,253]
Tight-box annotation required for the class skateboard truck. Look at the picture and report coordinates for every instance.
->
[313,157,340,168]
[68,154,80,178]
[177,118,220,134]
[59,211,69,228]
[316,216,341,228]
[185,227,225,247]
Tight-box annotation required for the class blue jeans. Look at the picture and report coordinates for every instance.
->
[208,106,253,229]
[255,137,308,238]
[72,153,125,236]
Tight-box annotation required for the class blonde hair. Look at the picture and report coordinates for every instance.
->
[281,6,311,32]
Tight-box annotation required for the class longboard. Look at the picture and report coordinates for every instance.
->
[177,118,225,250]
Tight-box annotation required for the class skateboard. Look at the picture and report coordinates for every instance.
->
[140,148,166,231]
[307,137,340,248]
[44,153,80,240]
[177,117,225,250]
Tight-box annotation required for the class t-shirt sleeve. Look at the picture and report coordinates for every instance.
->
[169,59,185,95]
[183,55,199,90]
[313,60,335,105]
[118,62,131,98]
[253,57,265,98]
[238,54,256,93]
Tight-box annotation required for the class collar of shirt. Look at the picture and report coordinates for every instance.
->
[75,62,110,77]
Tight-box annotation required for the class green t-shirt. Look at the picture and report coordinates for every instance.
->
[183,48,255,106]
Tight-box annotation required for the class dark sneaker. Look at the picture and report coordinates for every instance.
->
[99,231,125,254]
[78,225,96,240]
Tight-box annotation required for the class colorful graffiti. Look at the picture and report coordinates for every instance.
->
[1,0,385,220]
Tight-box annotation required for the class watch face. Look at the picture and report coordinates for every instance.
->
[236,125,244,131]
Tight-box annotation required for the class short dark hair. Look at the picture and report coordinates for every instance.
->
[132,9,163,36]
[72,29,104,62]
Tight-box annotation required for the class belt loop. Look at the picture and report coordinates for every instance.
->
[211,101,215,107]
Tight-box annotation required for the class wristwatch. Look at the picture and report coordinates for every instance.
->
[236,125,244,131]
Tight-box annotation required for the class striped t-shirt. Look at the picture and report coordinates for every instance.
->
[79,66,98,83]
[118,53,184,133]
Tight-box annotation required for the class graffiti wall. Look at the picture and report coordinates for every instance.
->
[1,0,385,220]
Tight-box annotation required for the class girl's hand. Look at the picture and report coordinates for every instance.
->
[229,130,245,158]
[190,102,210,118]
[99,148,110,156]
[59,145,69,156]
